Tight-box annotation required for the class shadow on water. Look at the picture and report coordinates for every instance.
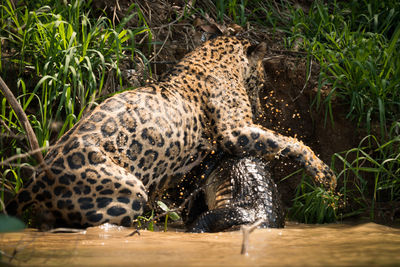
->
[1,222,400,267]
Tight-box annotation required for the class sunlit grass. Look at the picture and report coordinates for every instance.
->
[207,0,400,222]
[289,173,340,224]
[207,1,400,135]
[0,0,151,198]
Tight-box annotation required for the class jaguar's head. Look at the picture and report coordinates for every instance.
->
[244,42,267,92]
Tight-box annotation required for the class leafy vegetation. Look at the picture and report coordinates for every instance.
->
[134,201,180,231]
[0,214,25,232]
[211,0,400,222]
[0,0,151,200]
[214,0,400,131]
[271,0,400,222]
[289,172,340,224]
[332,122,400,220]
[287,1,400,223]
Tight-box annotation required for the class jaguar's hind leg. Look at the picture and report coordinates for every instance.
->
[50,160,149,227]
[6,154,149,227]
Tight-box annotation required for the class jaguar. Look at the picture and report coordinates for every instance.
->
[6,36,336,228]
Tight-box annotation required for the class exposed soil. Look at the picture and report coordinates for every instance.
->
[259,55,362,206]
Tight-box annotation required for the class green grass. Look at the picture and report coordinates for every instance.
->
[281,0,400,221]
[0,0,151,198]
[208,0,400,135]
[289,172,340,224]
[289,126,400,222]
[214,0,248,25]
[209,0,400,222]
[332,122,400,220]
[301,2,400,137]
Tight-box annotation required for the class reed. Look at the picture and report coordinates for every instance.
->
[289,173,340,224]
[207,1,400,134]
[332,122,400,220]
[0,0,151,198]
[209,0,400,222]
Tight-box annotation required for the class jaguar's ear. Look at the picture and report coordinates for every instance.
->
[247,42,266,60]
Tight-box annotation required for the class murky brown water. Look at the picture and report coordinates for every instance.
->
[1,222,400,267]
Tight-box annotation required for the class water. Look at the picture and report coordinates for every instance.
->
[1,222,400,266]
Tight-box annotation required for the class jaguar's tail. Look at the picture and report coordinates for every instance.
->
[5,178,37,217]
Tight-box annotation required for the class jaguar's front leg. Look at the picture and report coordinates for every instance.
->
[220,124,337,190]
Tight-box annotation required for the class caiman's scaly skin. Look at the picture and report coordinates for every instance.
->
[188,156,285,232]
[6,36,336,228]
